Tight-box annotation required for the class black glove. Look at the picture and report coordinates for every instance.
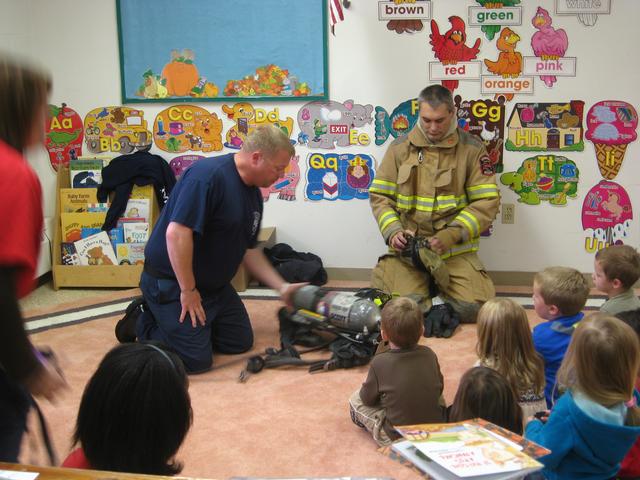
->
[424,303,460,338]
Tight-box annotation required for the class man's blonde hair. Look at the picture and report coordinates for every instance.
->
[241,124,294,158]
[557,313,640,426]
[595,245,640,290]
[534,266,589,315]
[381,297,423,349]
[476,298,545,396]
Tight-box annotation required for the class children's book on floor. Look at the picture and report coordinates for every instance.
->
[392,420,548,480]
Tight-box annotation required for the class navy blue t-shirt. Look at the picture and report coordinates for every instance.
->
[144,154,262,293]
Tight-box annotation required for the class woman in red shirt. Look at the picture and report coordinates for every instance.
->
[0,55,67,461]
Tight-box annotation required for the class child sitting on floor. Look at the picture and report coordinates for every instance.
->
[532,266,590,407]
[62,342,192,475]
[476,298,547,420]
[594,244,640,315]
[526,313,640,480]
[449,366,524,435]
[349,297,445,446]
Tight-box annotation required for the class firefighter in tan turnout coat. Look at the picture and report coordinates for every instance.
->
[369,85,500,322]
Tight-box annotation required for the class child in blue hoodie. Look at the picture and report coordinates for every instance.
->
[526,313,640,480]
[531,267,589,407]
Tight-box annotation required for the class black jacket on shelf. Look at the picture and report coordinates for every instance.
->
[97,151,176,231]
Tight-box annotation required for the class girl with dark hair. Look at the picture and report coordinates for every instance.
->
[0,54,67,461]
[449,366,524,435]
[62,342,193,475]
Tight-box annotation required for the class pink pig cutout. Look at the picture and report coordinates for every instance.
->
[260,156,300,201]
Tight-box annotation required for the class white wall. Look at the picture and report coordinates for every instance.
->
[3,0,639,274]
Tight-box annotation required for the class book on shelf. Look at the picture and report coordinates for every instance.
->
[117,216,145,228]
[59,188,98,213]
[61,243,80,265]
[123,222,149,243]
[131,184,154,200]
[81,227,102,239]
[73,231,117,266]
[69,159,103,188]
[116,242,146,265]
[391,419,548,480]
[123,198,150,222]
[108,227,124,250]
[60,212,106,242]
[87,202,109,212]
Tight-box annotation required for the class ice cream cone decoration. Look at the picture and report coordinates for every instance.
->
[586,101,638,180]
[594,144,628,180]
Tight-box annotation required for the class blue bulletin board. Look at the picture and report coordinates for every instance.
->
[116,0,328,103]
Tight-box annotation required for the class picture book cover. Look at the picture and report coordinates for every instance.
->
[117,217,146,228]
[81,227,102,239]
[123,198,150,222]
[109,227,124,249]
[69,159,103,188]
[393,421,545,479]
[123,222,149,243]
[116,242,146,265]
[73,231,117,266]
[59,188,98,213]
[60,212,107,242]
[87,203,109,212]
[131,184,154,200]
[60,242,80,266]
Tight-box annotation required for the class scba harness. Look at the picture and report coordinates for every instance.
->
[239,288,391,381]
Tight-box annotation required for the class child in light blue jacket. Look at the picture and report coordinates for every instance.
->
[526,313,640,480]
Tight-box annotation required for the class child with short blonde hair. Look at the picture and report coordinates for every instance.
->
[526,313,640,479]
[594,245,640,315]
[349,297,445,446]
[476,298,546,420]
[532,266,590,407]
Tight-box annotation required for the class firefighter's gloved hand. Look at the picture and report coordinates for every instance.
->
[400,235,450,291]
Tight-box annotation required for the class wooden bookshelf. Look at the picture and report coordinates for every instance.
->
[52,166,159,289]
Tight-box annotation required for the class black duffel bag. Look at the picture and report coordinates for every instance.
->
[264,243,328,285]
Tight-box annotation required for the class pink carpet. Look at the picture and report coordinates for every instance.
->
[22,296,545,479]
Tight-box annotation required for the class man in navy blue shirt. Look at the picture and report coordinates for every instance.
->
[130,125,303,373]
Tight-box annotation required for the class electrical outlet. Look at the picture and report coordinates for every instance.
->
[502,203,515,224]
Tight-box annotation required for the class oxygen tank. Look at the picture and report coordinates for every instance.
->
[292,285,381,332]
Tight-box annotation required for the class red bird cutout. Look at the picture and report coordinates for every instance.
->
[430,16,481,92]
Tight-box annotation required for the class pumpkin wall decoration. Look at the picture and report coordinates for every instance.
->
[136,49,220,100]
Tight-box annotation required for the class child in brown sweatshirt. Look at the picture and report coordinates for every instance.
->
[348,297,445,446]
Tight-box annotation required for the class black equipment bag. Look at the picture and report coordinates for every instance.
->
[263,243,328,285]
